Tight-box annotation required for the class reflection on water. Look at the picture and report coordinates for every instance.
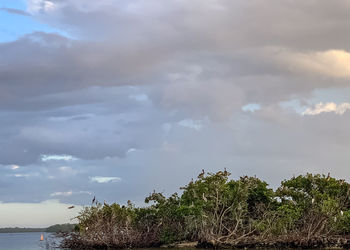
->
[0,233,312,250]
[0,232,61,250]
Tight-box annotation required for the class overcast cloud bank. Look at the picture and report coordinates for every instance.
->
[1,0,350,226]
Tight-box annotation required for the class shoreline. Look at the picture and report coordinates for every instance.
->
[163,238,350,249]
[60,237,350,249]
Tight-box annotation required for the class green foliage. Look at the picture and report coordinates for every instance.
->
[179,171,275,242]
[275,173,350,237]
[272,204,302,234]
[64,171,350,249]
[46,223,76,232]
[337,209,350,233]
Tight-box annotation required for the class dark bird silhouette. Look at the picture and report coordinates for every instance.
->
[198,169,205,179]
[68,206,75,209]
[327,172,331,181]
[92,196,96,204]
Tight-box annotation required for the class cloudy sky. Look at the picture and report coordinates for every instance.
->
[1,0,350,227]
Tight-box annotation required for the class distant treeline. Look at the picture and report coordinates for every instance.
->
[0,224,76,233]
[60,171,350,249]
[0,228,44,233]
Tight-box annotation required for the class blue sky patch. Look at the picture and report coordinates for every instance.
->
[0,0,64,42]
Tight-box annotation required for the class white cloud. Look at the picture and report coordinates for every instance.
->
[129,94,150,102]
[178,119,203,131]
[50,190,91,197]
[242,103,261,113]
[59,166,71,171]
[13,174,29,178]
[27,0,56,14]
[10,165,20,170]
[50,191,73,197]
[276,49,350,78]
[58,166,78,176]
[3,165,20,170]
[7,173,40,178]
[126,148,137,154]
[302,102,350,116]
[41,154,78,162]
[90,176,121,183]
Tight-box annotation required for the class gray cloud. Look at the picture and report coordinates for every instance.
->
[1,0,350,210]
[0,7,31,16]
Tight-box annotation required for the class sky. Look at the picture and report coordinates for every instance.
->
[1,0,350,227]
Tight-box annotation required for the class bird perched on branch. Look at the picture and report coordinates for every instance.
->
[198,169,205,179]
[202,193,207,202]
[92,196,96,204]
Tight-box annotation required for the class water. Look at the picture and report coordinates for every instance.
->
[0,234,312,250]
[0,232,61,250]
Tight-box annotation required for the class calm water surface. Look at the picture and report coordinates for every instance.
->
[0,234,313,250]
[0,232,61,250]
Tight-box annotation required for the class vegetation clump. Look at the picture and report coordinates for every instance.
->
[60,170,350,249]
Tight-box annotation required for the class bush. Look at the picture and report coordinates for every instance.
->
[60,171,350,248]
